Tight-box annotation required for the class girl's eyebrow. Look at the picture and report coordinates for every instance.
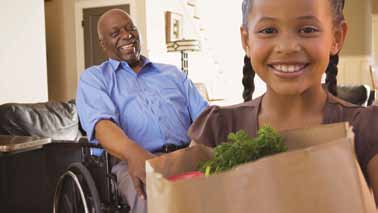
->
[257,16,320,22]
[296,16,321,23]
[257,17,276,22]
[255,16,321,27]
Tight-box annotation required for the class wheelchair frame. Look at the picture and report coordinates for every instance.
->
[52,141,129,213]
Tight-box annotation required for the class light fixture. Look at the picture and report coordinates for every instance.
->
[167,39,201,75]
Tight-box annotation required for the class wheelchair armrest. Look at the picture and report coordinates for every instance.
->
[48,137,102,149]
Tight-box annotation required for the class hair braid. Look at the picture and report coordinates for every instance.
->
[325,54,339,96]
[242,55,255,102]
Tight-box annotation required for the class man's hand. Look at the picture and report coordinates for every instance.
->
[94,120,155,199]
[127,147,155,200]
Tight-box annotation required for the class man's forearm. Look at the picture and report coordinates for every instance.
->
[95,119,146,161]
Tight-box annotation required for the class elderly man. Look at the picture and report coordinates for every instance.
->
[76,9,208,213]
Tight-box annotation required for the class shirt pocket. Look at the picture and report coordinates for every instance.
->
[158,86,186,103]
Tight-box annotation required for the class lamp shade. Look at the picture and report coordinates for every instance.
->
[166,39,201,52]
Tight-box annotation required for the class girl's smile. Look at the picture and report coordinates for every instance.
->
[268,62,310,79]
[240,0,344,96]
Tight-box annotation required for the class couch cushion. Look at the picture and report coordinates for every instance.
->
[337,85,369,106]
[0,100,81,141]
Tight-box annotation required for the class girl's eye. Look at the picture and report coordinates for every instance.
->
[299,27,319,34]
[258,27,277,34]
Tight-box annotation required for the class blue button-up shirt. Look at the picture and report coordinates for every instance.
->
[76,57,208,153]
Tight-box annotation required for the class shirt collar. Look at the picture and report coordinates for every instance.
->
[108,56,156,73]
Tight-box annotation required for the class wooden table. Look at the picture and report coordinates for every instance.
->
[0,135,51,155]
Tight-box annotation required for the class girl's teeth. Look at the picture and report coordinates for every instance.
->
[282,66,288,72]
[273,65,304,73]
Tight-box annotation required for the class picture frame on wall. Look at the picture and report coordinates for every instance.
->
[165,11,183,43]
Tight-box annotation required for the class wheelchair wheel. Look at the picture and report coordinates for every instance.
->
[53,162,102,213]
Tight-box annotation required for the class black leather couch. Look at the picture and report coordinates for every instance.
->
[0,100,82,140]
[0,100,85,213]
[337,84,374,106]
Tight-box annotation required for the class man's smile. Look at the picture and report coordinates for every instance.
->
[118,40,137,52]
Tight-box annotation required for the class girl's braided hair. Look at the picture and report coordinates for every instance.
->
[242,55,255,101]
[241,0,345,101]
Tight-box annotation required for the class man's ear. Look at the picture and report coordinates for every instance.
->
[240,26,250,57]
[331,21,348,55]
[99,39,106,52]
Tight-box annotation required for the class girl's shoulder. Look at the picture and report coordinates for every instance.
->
[325,93,378,124]
[209,97,260,113]
[198,96,262,124]
[326,93,378,176]
[188,97,262,147]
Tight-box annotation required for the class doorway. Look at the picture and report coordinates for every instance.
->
[83,5,130,68]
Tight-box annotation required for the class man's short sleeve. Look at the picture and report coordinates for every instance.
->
[76,69,120,142]
[179,72,208,121]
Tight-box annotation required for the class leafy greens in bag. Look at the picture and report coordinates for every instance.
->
[199,126,287,176]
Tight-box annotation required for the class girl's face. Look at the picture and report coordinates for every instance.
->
[241,0,347,96]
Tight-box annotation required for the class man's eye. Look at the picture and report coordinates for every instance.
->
[300,27,318,34]
[111,31,119,38]
[258,28,277,34]
[127,25,137,31]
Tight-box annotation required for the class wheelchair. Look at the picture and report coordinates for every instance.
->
[52,140,129,213]
[0,100,131,212]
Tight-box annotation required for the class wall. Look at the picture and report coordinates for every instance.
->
[374,15,378,66]
[342,0,372,56]
[144,0,186,66]
[144,0,210,95]
[373,0,378,66]
[144,0,249,103]
[338,0,373,87]
[0,0,48,104]
[45,0,77,101]
[143,0,213,88]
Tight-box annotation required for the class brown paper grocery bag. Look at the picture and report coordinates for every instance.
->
[146,122,376,213]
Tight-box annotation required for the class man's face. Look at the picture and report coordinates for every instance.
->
[98,11,141,66]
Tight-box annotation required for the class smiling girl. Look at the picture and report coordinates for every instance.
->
[189,0,378,206]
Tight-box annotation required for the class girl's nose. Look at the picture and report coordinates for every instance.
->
[274,34,301,54]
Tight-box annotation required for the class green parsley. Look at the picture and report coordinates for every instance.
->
[199,126,287,176]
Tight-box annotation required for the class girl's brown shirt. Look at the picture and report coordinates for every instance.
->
[188,92,378,182]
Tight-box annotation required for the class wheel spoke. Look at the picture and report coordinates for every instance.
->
[53,162,101,213]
